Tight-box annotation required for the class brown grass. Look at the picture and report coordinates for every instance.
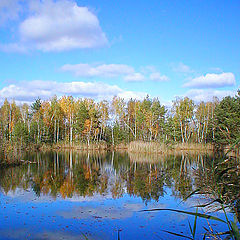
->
[128,141,168,153]
[127,141,213,153]
[173,142,213,151]
[42,141,108,151]
[0,142,23,165]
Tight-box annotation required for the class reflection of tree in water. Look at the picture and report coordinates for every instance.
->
[73,161,101,197]
[0,165,31,194]
[0,151,238,207]
[125,162,165,204]
[171,154,194,199]
[194,154,240,222]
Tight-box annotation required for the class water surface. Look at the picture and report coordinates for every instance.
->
[0,151,238,239]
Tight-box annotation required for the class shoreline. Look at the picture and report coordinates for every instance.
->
[1,141,239,166]
[40,141,214,152]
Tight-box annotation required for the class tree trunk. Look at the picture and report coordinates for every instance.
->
[180,120,184,143]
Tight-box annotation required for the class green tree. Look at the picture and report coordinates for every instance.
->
[215,91,240,146]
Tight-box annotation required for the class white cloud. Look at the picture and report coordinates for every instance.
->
[0,43,27,53]
[58,81,122,96]
[118,90,146,100]
[172,62,193,73]
[210,67,223,73]
[0,0,23,24]
[0,80,147,104]
[185,89,236,102]
[123,73,145,82]
[1,0,108,52]
[61,63,134,77]
[183,72,236,88]
[149,72,169,82]
[62,63,170,83]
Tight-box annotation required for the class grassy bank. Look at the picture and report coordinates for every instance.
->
[127,141,213,153]
[44,141,214,153]
[0,140,226,166]
[40,141,108,151]
[0,142,25,166]
[173,142,213,151]
[0,141,43,166]
[128,141,168,153]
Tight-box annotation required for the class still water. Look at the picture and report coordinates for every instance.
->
[0,151,238,240]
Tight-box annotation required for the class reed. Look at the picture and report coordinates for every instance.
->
[142,138,240,239]
[128,141,168,153]
[173,142,213,151]
[128,141,213,153]
[46,141,108,151]
[0,142,23,165]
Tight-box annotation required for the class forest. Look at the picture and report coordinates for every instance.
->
[0,91,240,163]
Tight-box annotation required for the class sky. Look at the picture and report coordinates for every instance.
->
[0,0,239,105]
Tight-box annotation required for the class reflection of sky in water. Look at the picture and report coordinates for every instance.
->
[0,151,236,240]
[0,188,230,240]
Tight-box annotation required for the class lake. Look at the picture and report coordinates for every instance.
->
[0,151,239,240]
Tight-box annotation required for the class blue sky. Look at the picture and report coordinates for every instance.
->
[0,0,239,105]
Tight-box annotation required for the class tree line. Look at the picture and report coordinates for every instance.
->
[0,91,239,149]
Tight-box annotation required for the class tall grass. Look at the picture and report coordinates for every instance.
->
[42,141,108,151]
[0,142,23,165]
[128,141,213,153]
[174,142,213,151]
[129,141,168,153]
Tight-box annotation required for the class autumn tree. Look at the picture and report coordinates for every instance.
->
[172,97,194,143]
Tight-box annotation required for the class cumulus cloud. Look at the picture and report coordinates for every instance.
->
[123,73,145,82]
[172,62,193,73]
[210,67,223,73]
[0,0,108,52]
[0,80,147,104]
[149,72,169,82]
[183,72,236,88]
[118,90,147,99]
[185,89,236,102]
[0,43,27,53]
[62,63,170,83]
[0,0,23,24]
[61,63,134,77]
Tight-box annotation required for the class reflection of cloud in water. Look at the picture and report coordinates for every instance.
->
[2,188,53,202]
[58,205,133,220]
[58,202,168,221]
[146,202,168,209]
[123,203,144,211]
[124,202,168,211]
[34,231,96,240]
[0,229,96,240]
[169,212,188,222]
[0,228,28,240]
[184,196,229,213]
[64,193,113,202]
[2,187,114,203]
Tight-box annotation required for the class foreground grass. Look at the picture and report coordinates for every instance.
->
[142,138,240,239]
